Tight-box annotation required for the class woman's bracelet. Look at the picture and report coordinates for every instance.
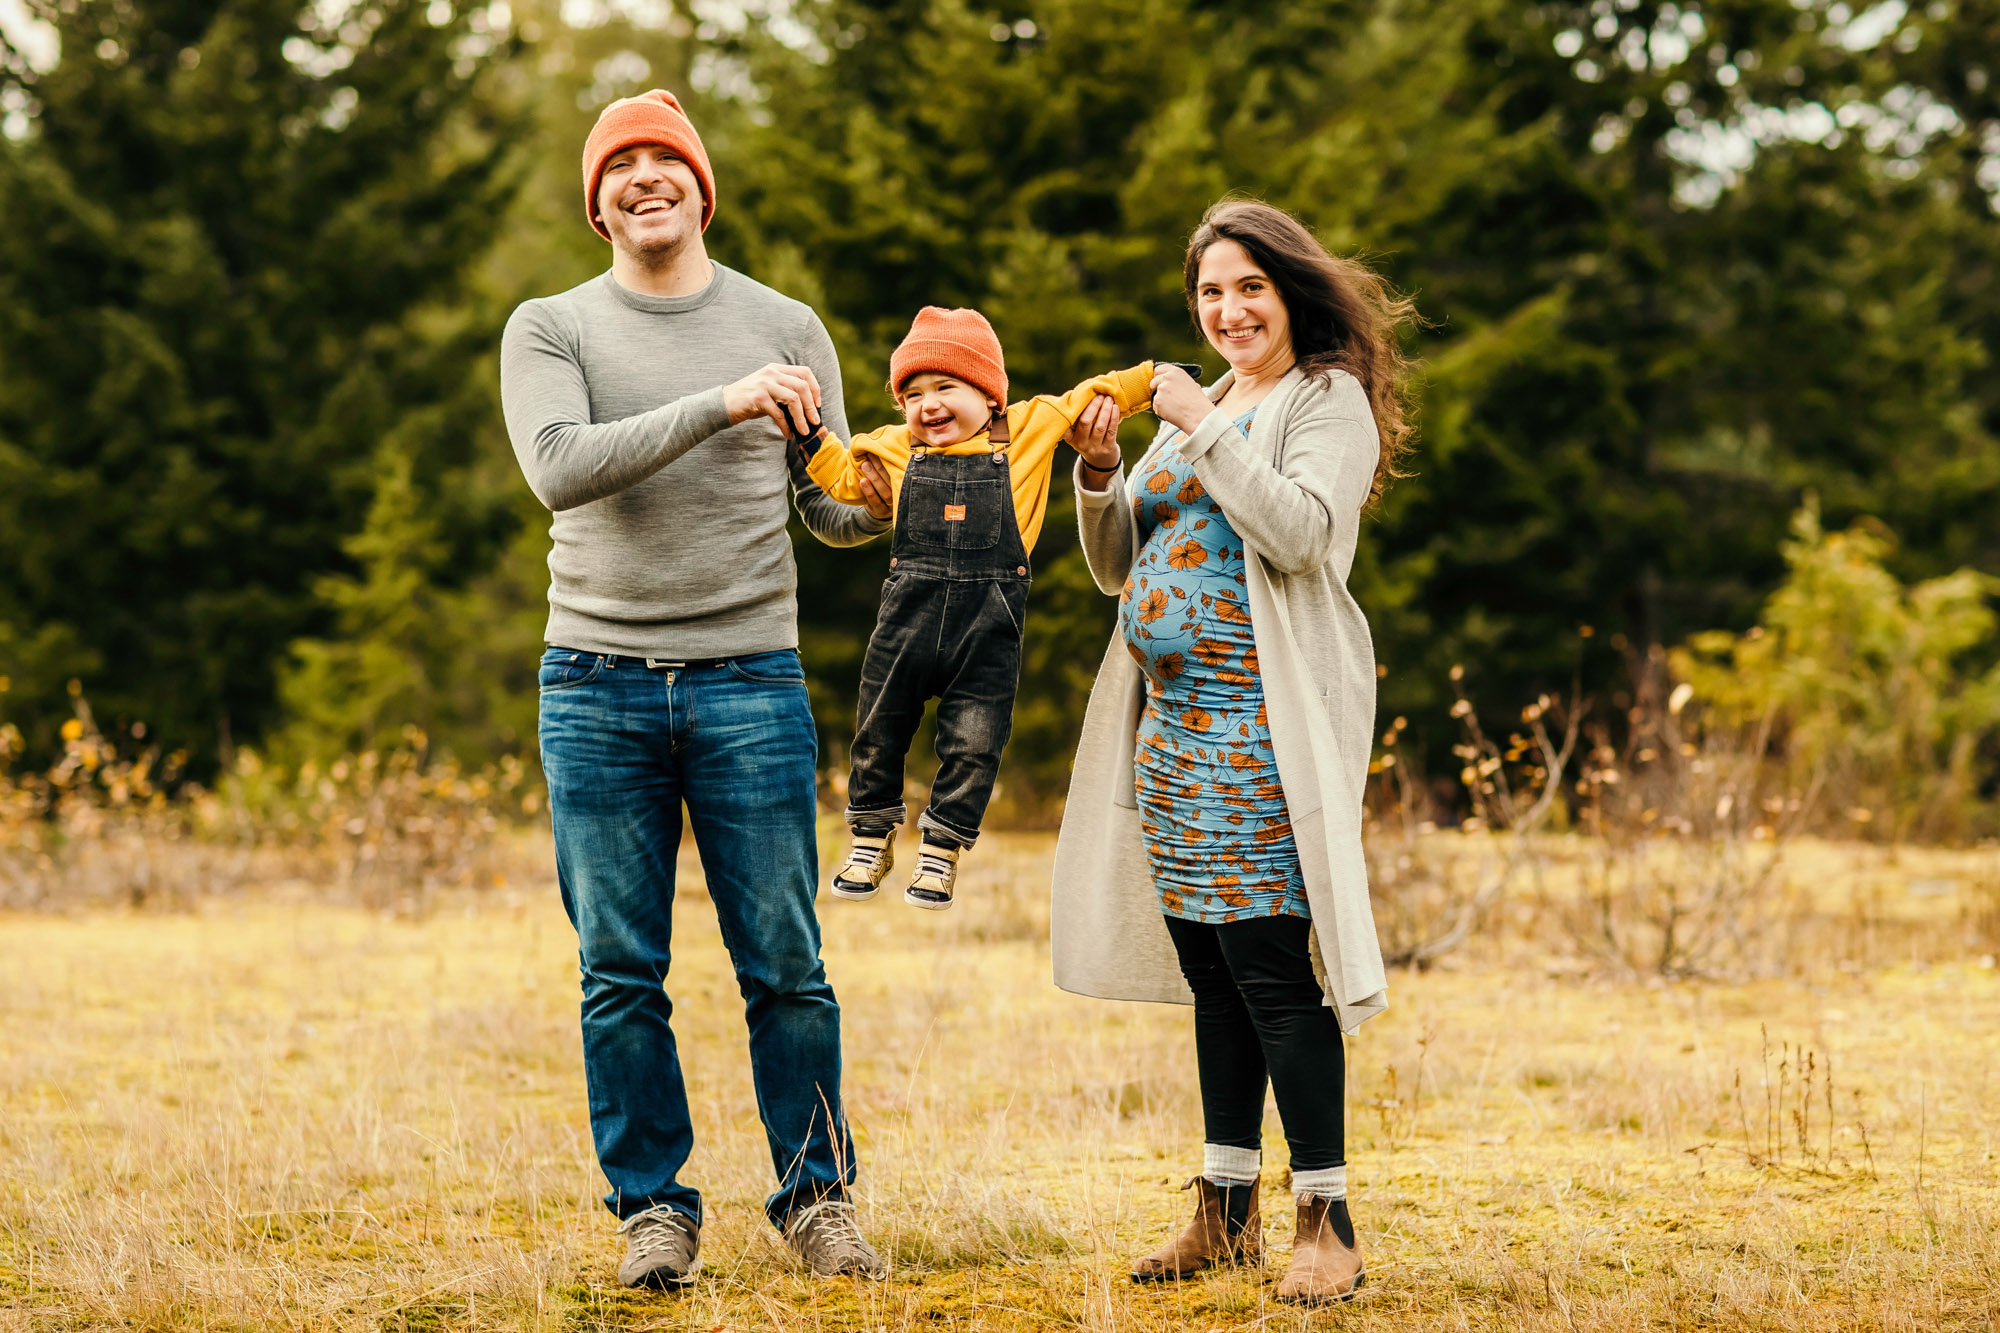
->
[1080,457,1120,479]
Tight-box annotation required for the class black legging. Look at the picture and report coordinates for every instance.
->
[1163,912,1346,1170]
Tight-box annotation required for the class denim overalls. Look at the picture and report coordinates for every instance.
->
[842,414,1031,848]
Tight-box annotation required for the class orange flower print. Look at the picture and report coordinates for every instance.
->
[1126,640,1145,664]
[1156,652,1185,679]
[1242,648,1259,674]
[1137,589,1168,624]
[1217,882,1250,908]
[1153,501,1175,524]
[1253,822,1292,845]
[1227,751,1265,772]
[1215,667,1254,686]
[1180,705,1214,733]
[1161,886,1185,915]
[1167,538,1209,570]
[1213,599,1251,626]
[1191,638,1231,666]
[1146,468,1174,493]
[1178,475,1207,504]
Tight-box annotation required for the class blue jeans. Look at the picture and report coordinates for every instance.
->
[538,646,854,1227]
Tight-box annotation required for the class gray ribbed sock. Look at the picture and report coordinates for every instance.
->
[1202,1143,1261,1186]
[1291,1164,1346,1200]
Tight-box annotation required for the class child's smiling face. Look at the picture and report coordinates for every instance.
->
[899,373,997,448]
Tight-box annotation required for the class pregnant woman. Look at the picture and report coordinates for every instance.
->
[1050,199,1413,1305]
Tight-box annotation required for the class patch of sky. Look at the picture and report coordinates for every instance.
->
[0,0,58,73]
[1,79,38,140]
[1667,81,1966,209]
[578,48,649,107]
[562,0,679,31]
[1832,0,1907,50]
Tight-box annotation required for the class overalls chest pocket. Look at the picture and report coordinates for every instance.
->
[902,472,1007,551]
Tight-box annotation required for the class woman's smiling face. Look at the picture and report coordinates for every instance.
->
[1195,239,1294,377]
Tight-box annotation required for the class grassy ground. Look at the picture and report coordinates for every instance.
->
[2,830,1998,1331]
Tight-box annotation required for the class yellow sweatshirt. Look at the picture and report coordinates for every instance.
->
[804,363,1154,551]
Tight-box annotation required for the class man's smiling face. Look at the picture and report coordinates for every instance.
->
[595,144,704,260]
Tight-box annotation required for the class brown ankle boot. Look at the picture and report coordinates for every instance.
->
[1130,1177,1263,1282]
[1275,1195,1365,1304]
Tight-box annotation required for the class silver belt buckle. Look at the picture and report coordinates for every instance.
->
[644,658,685,670]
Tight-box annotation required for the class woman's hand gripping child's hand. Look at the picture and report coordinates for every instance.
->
[1069,393,1123,488]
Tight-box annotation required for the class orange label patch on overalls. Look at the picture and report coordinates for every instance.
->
[944,504,966,521]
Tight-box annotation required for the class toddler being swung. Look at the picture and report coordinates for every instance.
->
[793,306,1154,907]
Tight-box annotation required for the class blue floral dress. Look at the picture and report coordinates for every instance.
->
[1117,410,1310,924]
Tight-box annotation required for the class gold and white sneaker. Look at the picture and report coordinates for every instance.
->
[904,842,960,910]
[830,834,894,901]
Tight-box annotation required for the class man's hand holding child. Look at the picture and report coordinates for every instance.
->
[727,364,890,519]
[854,457,892,520]
[726,363,823,435]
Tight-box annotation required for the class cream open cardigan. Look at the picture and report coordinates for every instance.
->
[1049,364,1389,1034]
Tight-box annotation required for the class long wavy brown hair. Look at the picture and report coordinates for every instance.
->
[1183,199,1417,511]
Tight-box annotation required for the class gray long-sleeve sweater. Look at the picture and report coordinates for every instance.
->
[500,264,887,658]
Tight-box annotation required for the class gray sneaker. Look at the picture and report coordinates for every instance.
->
[617,1205,700,1289]
[781,1197,888,1278]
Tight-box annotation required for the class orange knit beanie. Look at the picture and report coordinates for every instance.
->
[887,307,1008,405]
[581,90,716,239]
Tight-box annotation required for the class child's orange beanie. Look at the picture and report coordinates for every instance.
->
[581,90,716,239]
[888,307,1008,405]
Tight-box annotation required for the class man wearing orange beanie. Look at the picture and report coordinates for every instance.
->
[793,306,1154,909]
[500,90,892,1289]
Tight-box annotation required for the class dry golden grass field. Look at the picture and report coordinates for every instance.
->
[3,828,1998,1331]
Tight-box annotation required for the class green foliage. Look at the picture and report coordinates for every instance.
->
[7,0,2000,818]
[1674,500,2000,841]
[0,0,525,769]
[681,0,2000,798]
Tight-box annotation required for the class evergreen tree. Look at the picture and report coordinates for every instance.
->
[694,0,2000,792]
[0,0,524,766]
[1359,0,2000,731]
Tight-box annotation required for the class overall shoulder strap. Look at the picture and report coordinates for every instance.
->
[987,407,1012,453]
